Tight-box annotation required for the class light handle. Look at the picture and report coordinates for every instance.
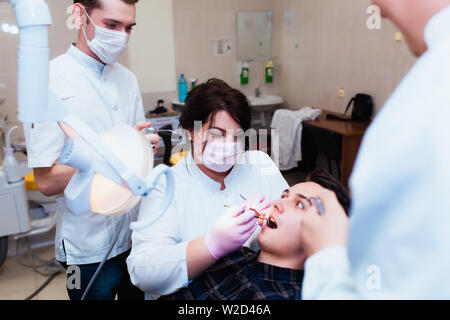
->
[129,164,175,231]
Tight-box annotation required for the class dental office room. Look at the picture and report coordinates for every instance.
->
[1,0,450,306]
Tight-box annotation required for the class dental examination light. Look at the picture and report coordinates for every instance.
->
[2,0,175,231]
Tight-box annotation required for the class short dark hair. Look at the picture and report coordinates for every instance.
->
[306,169,351,215]
[179,78,252,132]
[74,0,139,14]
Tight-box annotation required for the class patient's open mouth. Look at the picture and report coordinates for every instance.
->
[266,216,277,229]
[250,207,278,229]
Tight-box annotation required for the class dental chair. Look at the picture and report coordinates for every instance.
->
[0,126,57,268]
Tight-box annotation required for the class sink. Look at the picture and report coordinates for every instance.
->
[247,94,284,127]
[248,94,283,107]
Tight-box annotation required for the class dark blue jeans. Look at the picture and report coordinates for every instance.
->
[59,249,144,300]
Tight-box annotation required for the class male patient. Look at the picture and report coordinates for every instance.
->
[159,169,350,300]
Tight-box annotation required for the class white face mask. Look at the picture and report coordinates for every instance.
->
[198,140,245,173]
[80,7,130,65]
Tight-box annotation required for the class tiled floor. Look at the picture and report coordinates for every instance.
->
[0,246,69,301]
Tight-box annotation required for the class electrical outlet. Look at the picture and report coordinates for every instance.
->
[338,87,345,99]
[395,31,403,42]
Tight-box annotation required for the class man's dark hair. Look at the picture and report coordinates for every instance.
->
[306,169,351,215]
[74,0,139,14]
[179,78,252,132]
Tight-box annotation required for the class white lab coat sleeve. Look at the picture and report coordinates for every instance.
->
[131,74,146,125]
[127,178,189,295]
[24,67,73,169]
[269,161,289,194]
[23,122,65,168]
[302,246,360,300]
[133,93,146,125]
[257,151,290,193]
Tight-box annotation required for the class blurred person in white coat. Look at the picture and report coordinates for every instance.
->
[300,0,450,299]
[24,0,159,300]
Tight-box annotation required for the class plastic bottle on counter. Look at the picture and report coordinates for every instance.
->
[178,74,188,103]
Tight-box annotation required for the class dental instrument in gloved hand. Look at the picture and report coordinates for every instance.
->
[205,205,257,259]
[224,203,277,229]
[240,194,274,228]
[252,207,278,229]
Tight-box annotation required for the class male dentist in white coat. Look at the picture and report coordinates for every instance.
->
[24,0,158,300]
[300,0,450,299]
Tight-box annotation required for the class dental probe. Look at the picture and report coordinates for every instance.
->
[224,204,275,228]
[239,194,277,228]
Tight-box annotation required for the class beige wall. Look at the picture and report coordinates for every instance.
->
[0,0,76,143]
[142,0,282,113]
[273,0,417,114]
[172,0,280,99]
[276,0,417,114]
[127,0,176,94]
[173,0,417,114]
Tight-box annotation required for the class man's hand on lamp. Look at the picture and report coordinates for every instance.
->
[135,122,160,154]
[300,189,349,258]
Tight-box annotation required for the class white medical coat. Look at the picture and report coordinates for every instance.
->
[24,44,146,265]
[302,5,450,299]
[127,151,289,295]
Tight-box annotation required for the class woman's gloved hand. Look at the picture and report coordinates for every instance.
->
[205,205,257,259]
[244,194,272,213]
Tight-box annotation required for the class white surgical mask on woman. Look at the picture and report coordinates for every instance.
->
[198,140,245,173]
[80,7,129,65]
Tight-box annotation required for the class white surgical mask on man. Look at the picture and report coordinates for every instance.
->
[198,140,245,173]
[80,7,129,65]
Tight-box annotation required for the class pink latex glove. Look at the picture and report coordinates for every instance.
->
[244,195,272,213]
[205,205,258,259]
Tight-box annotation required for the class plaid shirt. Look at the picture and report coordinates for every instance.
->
[159,247,303,300]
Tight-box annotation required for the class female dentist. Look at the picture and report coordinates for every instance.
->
[127,78,289,296]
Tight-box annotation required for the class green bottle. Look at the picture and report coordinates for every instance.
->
[240,62,249,85]
[265,60,274,83]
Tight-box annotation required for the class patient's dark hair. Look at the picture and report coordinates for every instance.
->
[74,0,139,14]
[306,169,351,215]
[179,78,251,132]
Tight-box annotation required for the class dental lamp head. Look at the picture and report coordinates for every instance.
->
[59,123,175,231]
[59,123,175,230]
